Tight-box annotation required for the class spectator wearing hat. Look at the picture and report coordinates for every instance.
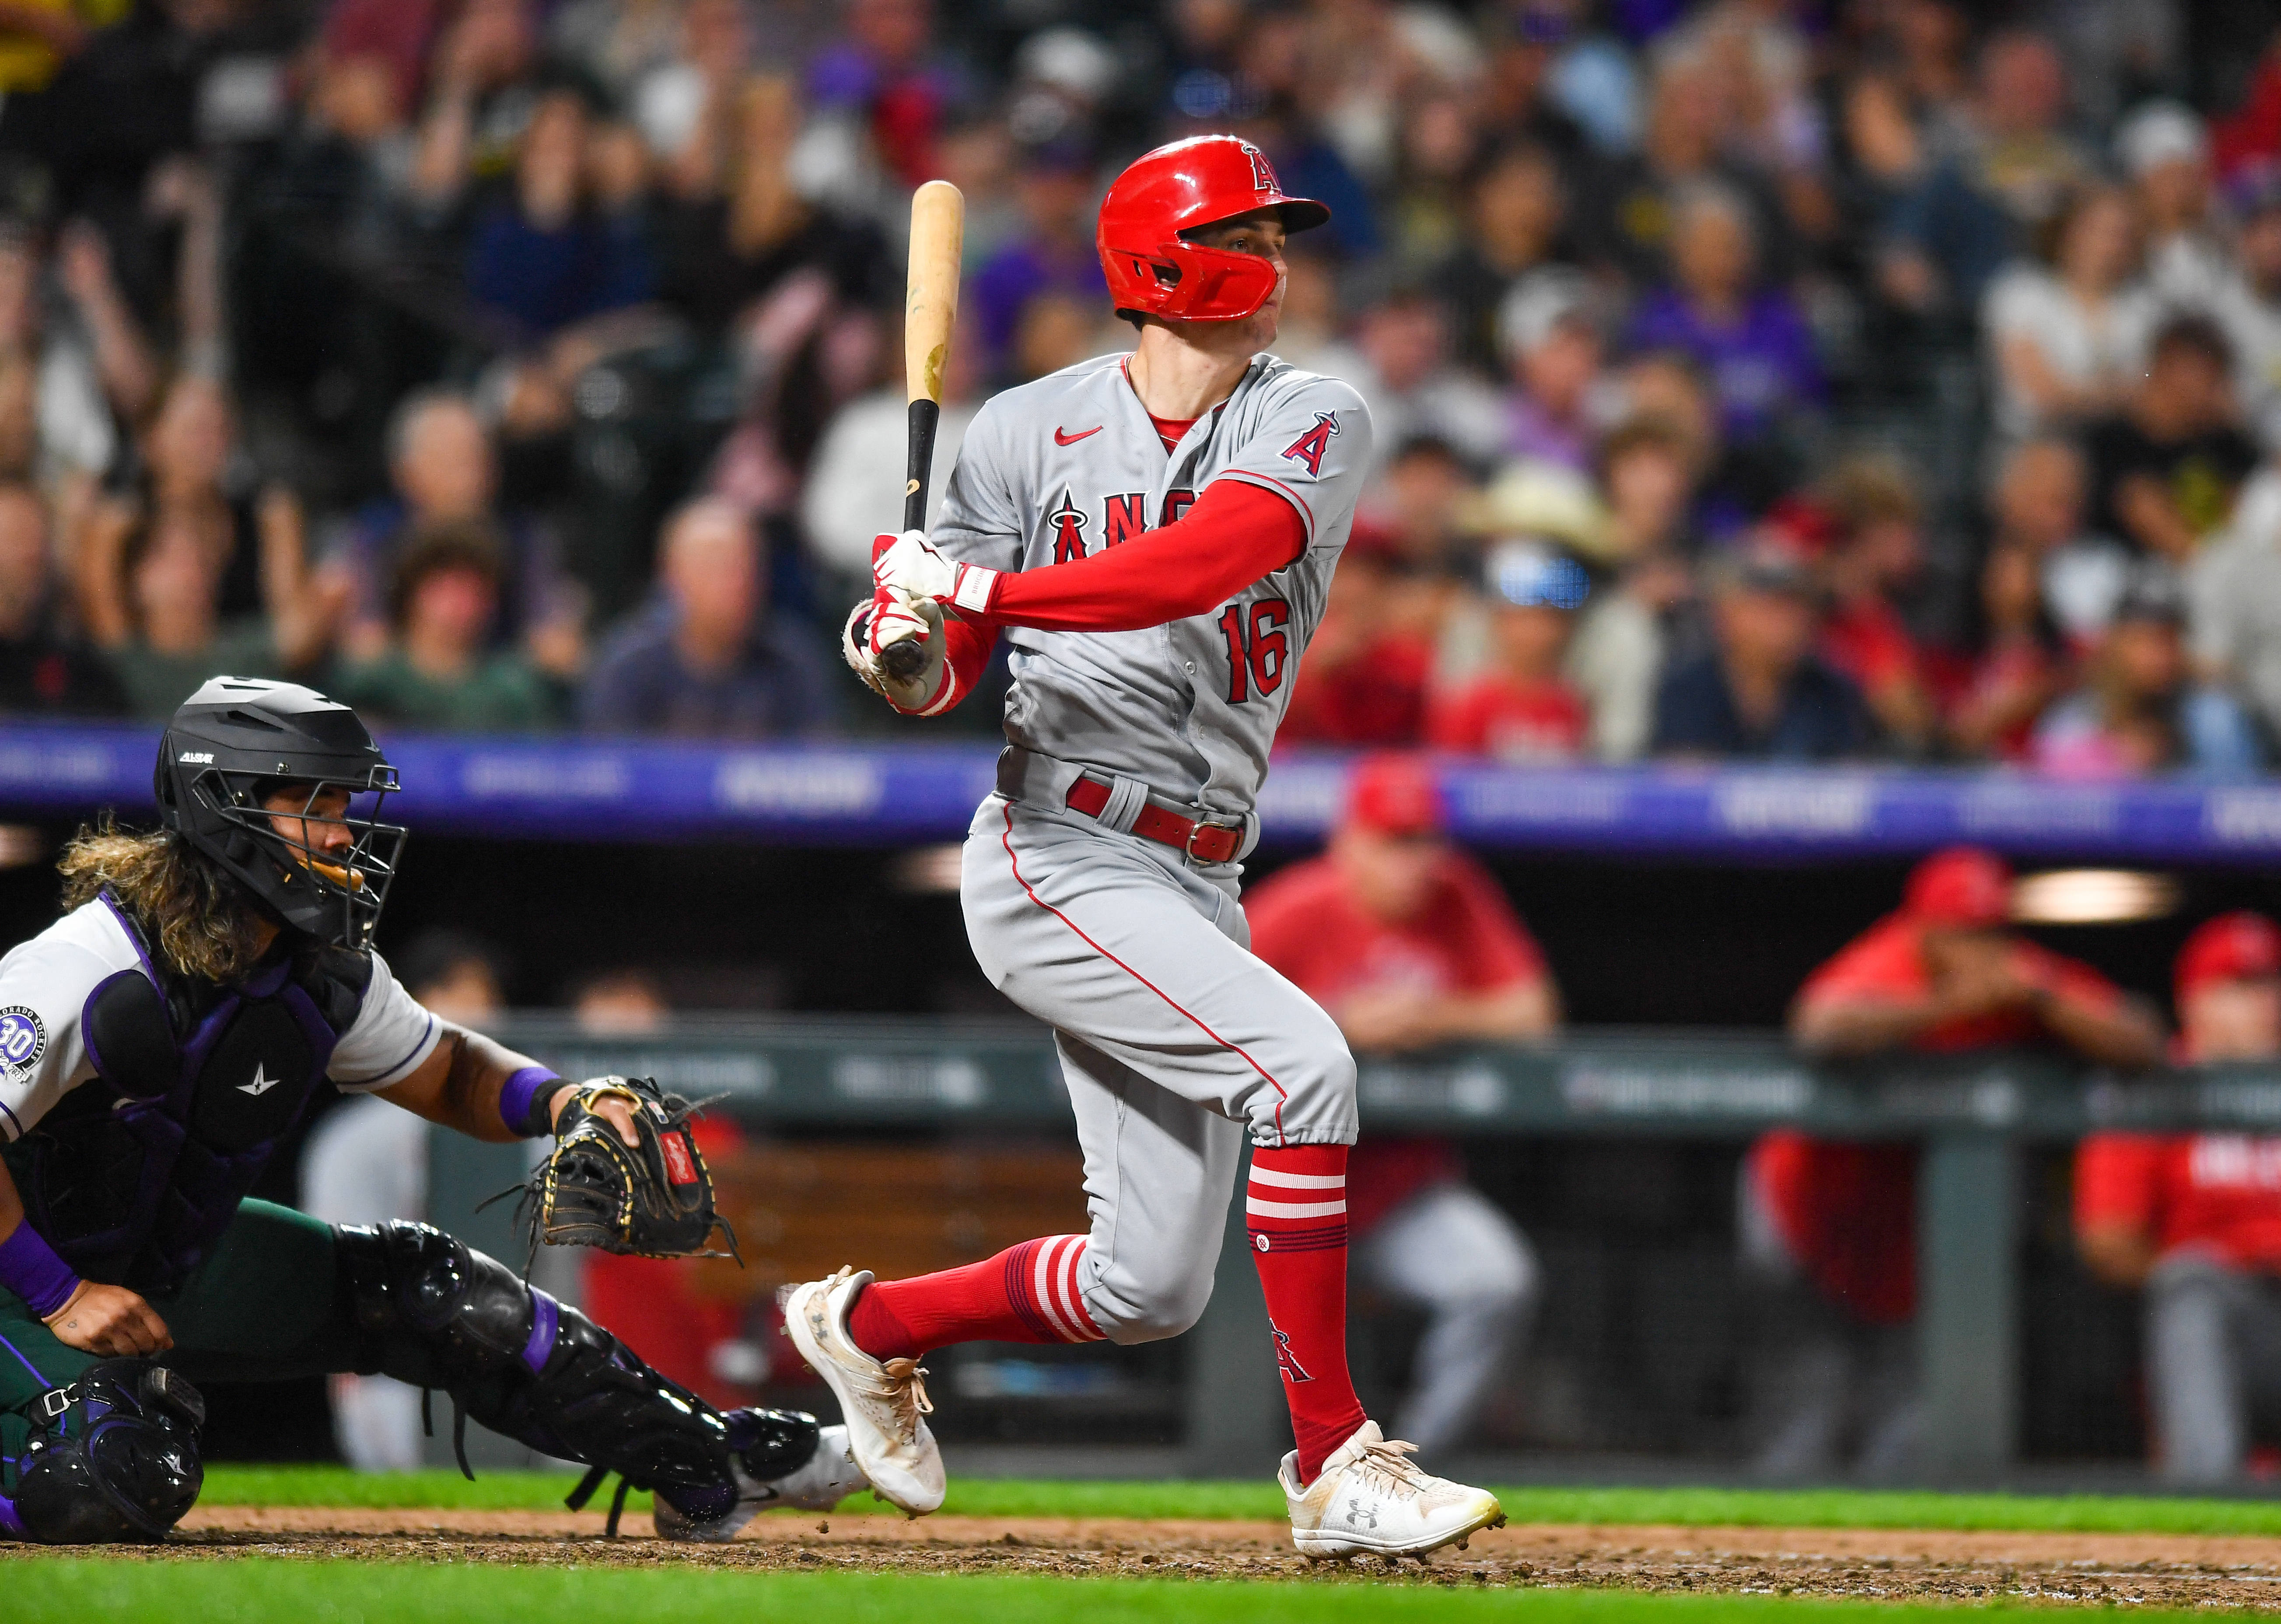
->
[2124,102,2229,323]
[2081,316,2259,566]
[1651,542,1871,760]
[1244,755,1547,1457]
[2031,562,2263,780]
[2076,913,2281,1488]
[1746,847,2162,1479]
[329,520,560,732]
[579,497,834,739]
[1429,542,1591,762]
[1497,268,1605,474]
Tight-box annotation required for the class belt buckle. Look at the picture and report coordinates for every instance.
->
[1185,815,1241,860]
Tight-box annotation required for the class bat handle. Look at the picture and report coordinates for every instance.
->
[904,398,941,534]
[879,397,944,683]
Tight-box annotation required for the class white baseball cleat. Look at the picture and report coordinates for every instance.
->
[1280,1420,1504,1560]
[781,1267,947,1516]
[651,1424,870,1543]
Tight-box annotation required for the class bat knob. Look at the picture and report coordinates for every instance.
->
[880,637,930,681]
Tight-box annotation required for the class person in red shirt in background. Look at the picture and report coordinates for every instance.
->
[1812,458,1938,759]
[1244,754,1549,1456]
[1277,523,1437,747]
[1428,541,1592,763]
[574,969,767,1408]
[1748,846,2162,1478]
[2075,913,2281,1487]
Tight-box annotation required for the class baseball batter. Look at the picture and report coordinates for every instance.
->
[808,135,1504,1559]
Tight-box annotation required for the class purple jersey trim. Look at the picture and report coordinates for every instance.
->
[338,1012,437,1092]
[0,1099,21,1143]
[522,1289,560,1374]
[0,1326,52,1387]
[499,1066,562,1139]
[0,1224,79,1319]
[96,893,162,990]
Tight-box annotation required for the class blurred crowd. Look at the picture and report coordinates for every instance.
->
[0,0,2278,777]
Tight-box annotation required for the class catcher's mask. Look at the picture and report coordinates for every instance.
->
[153,677,405,950]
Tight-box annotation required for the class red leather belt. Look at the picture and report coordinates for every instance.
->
[1064,776,1245,863]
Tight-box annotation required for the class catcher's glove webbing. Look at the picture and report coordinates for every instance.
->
[525,1076,741,1261]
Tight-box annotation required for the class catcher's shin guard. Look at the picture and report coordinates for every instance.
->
[333,1221,744,1528]
[3,1360,205,1544]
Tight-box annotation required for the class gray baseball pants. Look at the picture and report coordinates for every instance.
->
[2145,1253,2281,1487]
[960,791,1359,1346]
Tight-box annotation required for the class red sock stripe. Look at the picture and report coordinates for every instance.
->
[1013,1233,1103,1344]
[1246,1222,1348,1253]
[1000,1238,1063,1343]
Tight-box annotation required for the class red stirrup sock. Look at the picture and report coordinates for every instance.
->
[1246,1144,1368,1483]
[846,1235,1105,1362]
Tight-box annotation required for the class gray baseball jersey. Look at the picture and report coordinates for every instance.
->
[931,350,1371,817]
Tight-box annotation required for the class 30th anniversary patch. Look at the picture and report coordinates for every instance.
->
[0,1004,46,1083]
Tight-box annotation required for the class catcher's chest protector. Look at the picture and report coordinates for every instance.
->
[9,905,362,1295]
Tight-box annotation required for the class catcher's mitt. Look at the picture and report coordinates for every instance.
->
[524,1076,741,1260]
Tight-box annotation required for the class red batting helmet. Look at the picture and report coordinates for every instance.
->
[1097,135,1330,324]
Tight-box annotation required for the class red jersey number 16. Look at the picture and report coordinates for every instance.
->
[1217,598,1290,704]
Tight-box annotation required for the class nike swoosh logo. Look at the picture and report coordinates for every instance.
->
[1054,425,1102,445]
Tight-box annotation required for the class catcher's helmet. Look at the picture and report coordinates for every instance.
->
[1096,135,1330,325]
[154,677,405,950]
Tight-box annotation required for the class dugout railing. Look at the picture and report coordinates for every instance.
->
[430,1017,2281,1484]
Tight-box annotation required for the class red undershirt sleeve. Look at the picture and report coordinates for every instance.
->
[976,480,1307,634]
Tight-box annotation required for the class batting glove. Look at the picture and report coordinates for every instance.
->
[872,529,1000,616]
[841,592,952,714]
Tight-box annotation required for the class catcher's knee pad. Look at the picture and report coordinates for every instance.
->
[333,1221,741,1520]
[6,1360,204,1544]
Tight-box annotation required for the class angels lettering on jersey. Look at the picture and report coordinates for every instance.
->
[931,351,1373,817]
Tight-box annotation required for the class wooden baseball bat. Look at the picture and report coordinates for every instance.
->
[881,179,965,682]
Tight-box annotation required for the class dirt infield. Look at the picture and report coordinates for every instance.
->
[7,1507,2277,1605]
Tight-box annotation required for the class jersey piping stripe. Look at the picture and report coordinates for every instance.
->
[1245,1195,1347,1219]
[1217,469,1316,544]
[1247,1167,1344,1189]
[0,1098,20,1142]
[997,801,1292,1142]
[337,1013,437,1091]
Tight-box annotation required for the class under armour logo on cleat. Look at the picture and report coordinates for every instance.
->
[239,1064,279,1096]
[1345,1498,1377,1529]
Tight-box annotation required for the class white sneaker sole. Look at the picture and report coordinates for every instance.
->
[1292,1502,1506,1560]
[782,1279,942,1516]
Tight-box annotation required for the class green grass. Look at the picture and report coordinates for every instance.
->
[196,1466,2281,1536]
[0,1560,2236,1624]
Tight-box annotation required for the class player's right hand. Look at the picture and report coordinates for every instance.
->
[842,592,947,712]
[43,1280,173,1357]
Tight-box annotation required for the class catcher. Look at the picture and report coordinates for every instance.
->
[0,678,864,1544]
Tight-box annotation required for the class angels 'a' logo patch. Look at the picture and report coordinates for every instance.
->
[0,1005,45,1081]
[1279,411,1340,476]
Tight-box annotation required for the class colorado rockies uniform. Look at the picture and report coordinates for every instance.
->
[930,349,1371,1342]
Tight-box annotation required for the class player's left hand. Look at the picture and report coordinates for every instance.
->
[872,529,958,601]
[526,1076,739,1259]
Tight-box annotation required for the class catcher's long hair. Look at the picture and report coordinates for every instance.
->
[58,818,270,985]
